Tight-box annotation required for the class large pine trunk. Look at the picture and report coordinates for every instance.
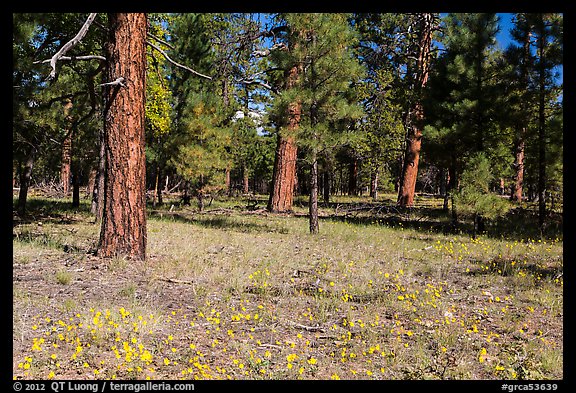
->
[397,14,433,207]
[268,62,301,213]
[98,13,148,260]
[268,133,298,212]
[397,107,423,207]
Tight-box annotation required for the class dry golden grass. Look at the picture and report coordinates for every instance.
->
[13,194,563,380]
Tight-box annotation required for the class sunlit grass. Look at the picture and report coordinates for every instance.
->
[13,194,563,380]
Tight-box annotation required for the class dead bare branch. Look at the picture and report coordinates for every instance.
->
[147,40,212,80]
[45,13,98,80]
[35,55,106,65]
[147,32,174,50]
[99,77,126,88]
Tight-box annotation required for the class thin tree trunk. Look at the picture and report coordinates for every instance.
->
[98,13,148,260]
[155,165,163,206]
[60,100,74,196]
[440,167,449,211]
[397,13,433,207]
[323,170,330,205]
[370,167,379,201]
[243,164,249,194]
[87,168,97,197]
[92,126,106,222]
[225,165,231,196]
[309,151,319,234]
[537,19,546,232]
[17,147,36,216]
[72,172,80,208]
[61,131,72,196]
[348,157,358,196]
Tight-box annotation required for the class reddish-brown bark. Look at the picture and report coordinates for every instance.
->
[98,13,148,260]
[397,14,433,207]
[510,30,531,204]
[268,62,301,213]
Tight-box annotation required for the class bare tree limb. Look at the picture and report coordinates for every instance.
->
[147,32,175,50]
[46,13,98,80]
[251,42,288,58]
[147,40,212,80]
[99,77,126,88]
[35,55,106,65]
[235,77,277,94]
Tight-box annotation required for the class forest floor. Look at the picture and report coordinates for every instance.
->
[12,191,563,382]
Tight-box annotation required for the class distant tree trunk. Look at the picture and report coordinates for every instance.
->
[536,21,546,232]
[87,168,97,197]
[449,155,458,223]
[309,154,319,234]
[17,147,36,216]
[511,135,526,202]
[440,167,449,211]
[72,172,80,208]
[197,192,205,211]
[155,166,163,206]
[397,13,433,207]
[225,165,231,196]
[92,127,106,222]
[348,157,358,196]
[61,131,72,196]
[243,164,249,194]
[472,213,485,239]
[60,99,74,196]
[323,171,330,205]
[511,30,531,203]
[370,167,378,201]
[98,13,148,260]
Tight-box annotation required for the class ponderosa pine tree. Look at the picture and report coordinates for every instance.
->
[396,13,437,207]
[424,13,505,221]
[269,14,364,233]
[531,13,562,231]
[506,13,534,203]
[97,13,148,260]
[13,13,103,216]
[267,17,302,213]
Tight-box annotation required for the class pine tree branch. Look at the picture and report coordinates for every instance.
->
[147,40,212,80]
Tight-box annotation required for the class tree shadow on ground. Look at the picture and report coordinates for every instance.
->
[317,202,562,242]
[149,210,290,234]
[13,198,92,228]
[465,255,563,280]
